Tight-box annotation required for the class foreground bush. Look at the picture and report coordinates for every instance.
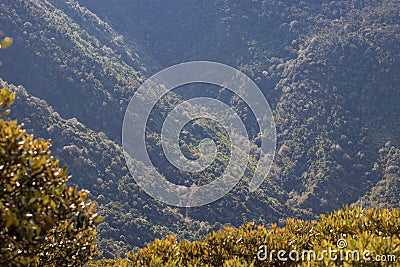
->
[91,206,399,266]
[0,88,101,266]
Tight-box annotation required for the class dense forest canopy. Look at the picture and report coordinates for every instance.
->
[0,0,398,265]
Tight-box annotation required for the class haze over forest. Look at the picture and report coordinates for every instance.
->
[0,0,399,266]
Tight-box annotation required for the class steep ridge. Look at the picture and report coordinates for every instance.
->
[272,0,400,213]
[0,0,306,257]
[81,0,400,212]
[1,79,216,257]
[0,0,399,259]
[0,0,147,140]
[2,78,307,257]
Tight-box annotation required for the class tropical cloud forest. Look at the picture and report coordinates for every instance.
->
[0,0,399,266]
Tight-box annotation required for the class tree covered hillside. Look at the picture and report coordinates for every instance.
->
[0,0,399,260]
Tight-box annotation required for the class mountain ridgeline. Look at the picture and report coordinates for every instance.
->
[0,0,399,258]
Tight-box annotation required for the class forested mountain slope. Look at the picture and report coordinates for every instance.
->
[0,0,399,258]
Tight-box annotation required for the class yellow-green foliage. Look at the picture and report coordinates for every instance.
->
[92,207,399,266]
[0,88,101,266]
[0,32,13,67]
[0,36,13,49]
[87,259,129,267]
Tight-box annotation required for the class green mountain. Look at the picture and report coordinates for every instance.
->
[0,0,399,258]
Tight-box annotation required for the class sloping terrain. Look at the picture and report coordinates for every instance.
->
[0,0,398,257]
